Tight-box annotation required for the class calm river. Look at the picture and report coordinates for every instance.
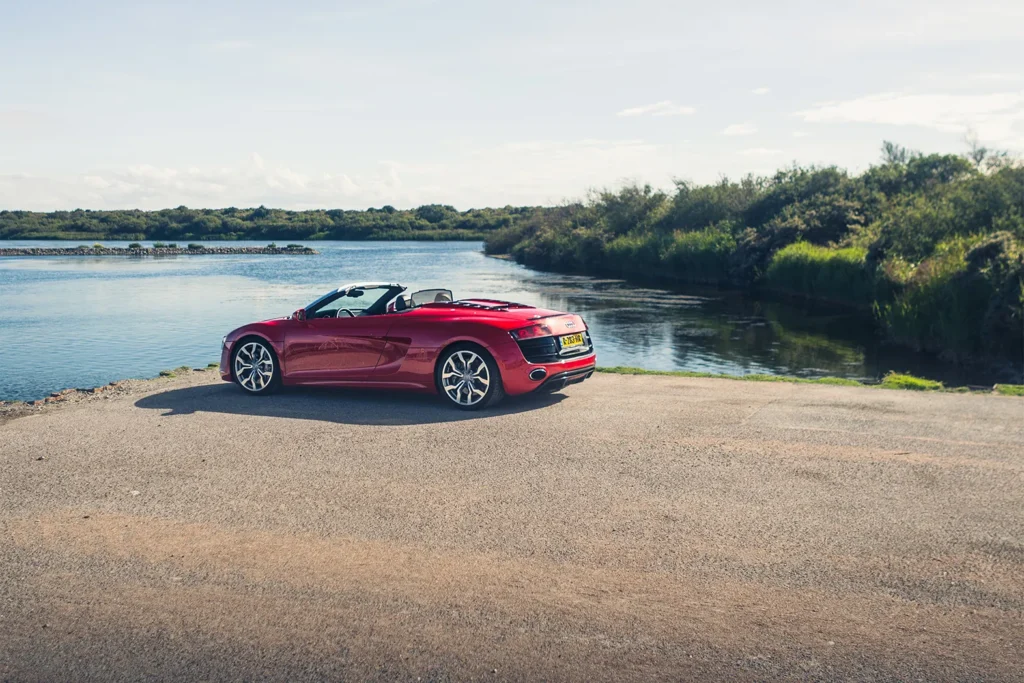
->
[0,240,973,402]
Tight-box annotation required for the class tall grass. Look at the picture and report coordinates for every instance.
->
[764,242,874,306]
[660,224,736,284]
[877,238,999,356]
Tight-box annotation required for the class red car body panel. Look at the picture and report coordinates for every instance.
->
[220,295,596,397]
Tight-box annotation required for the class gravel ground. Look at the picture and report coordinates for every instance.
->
[1,370,1022,682]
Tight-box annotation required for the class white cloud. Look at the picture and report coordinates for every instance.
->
[617,101,695,117]
[0,139,679,211]
[751,87,771,95]
[739,147,782,156]
[792,131,811,138]
[722,123,757,136]
[0,158,398,211]
[796,91,1024,145]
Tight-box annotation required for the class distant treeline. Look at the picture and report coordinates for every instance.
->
[0,204,543,242]
[484,142,1024,368]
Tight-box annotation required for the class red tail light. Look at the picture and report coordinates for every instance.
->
[510,323,553,340]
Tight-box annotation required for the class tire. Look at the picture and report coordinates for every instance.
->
[231,337,281,395]
[435,343,505,410]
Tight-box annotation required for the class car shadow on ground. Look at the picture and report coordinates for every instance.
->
[134,382,567,425]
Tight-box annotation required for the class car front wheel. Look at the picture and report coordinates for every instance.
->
[232,338,280,395]
[436,344,504,410]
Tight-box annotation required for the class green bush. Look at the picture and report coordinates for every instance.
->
[128,242,143,249]
[764,242,874,306]
[878,235,1023,357]
[187,243,204,250]
[285,243,303,250]
[92,243,104,249]
[267,242,277,249]
[153,242,166,248]
[660,223,736,284]
[995,384,1024,396]
[605,233,662,275]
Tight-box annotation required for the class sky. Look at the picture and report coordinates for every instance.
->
[1,0,1023,211]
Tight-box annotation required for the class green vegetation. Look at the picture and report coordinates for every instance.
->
[764,242,875,306]
[187,243,204,250]
[486,143,1024,365]
[0,204,540,242]
[158,365,194,378]
[878,372,943,391]
[596,366,1020,394]
[207,362,220,368]
[128,242,142,249]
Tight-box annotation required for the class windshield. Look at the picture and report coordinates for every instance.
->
[410,289,454,306]
[306,286,402,318]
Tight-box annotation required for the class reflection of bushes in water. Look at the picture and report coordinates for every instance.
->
[672,312,864,374]
[763,322,865,372]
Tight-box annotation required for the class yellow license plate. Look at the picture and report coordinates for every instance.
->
[560,333,585,349]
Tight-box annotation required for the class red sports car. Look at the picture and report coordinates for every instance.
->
[219,282,596,409]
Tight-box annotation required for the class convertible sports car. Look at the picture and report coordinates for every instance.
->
[219,282,596,409]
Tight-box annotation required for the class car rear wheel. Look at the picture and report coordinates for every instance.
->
[232,338,280,395]
[436,344,504,410]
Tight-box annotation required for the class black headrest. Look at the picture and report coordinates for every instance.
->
[395,296,409,311]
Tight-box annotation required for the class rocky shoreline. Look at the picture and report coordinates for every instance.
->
[0,366,222,423]
[0,246,318,256]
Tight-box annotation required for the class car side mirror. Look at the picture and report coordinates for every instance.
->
[293,308,306,322]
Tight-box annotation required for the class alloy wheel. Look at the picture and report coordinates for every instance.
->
[234,341,275,392]
[440,349,490,406]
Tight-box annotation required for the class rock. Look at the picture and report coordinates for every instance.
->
[30,400,44,406]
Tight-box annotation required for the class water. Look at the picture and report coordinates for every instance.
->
[0,240,978,402]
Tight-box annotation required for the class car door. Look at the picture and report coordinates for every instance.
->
[284,316,393,382]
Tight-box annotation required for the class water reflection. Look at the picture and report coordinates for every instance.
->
[0,240,981,402]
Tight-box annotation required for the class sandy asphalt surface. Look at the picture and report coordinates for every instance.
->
[1,370,1022,682]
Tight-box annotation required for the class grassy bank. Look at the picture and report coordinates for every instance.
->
[597,366,1023,395]
[484,143,1024,369]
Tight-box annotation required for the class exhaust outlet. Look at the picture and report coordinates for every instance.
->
[529,368,547,381]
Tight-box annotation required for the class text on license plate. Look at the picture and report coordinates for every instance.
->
[560,333,585,349]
